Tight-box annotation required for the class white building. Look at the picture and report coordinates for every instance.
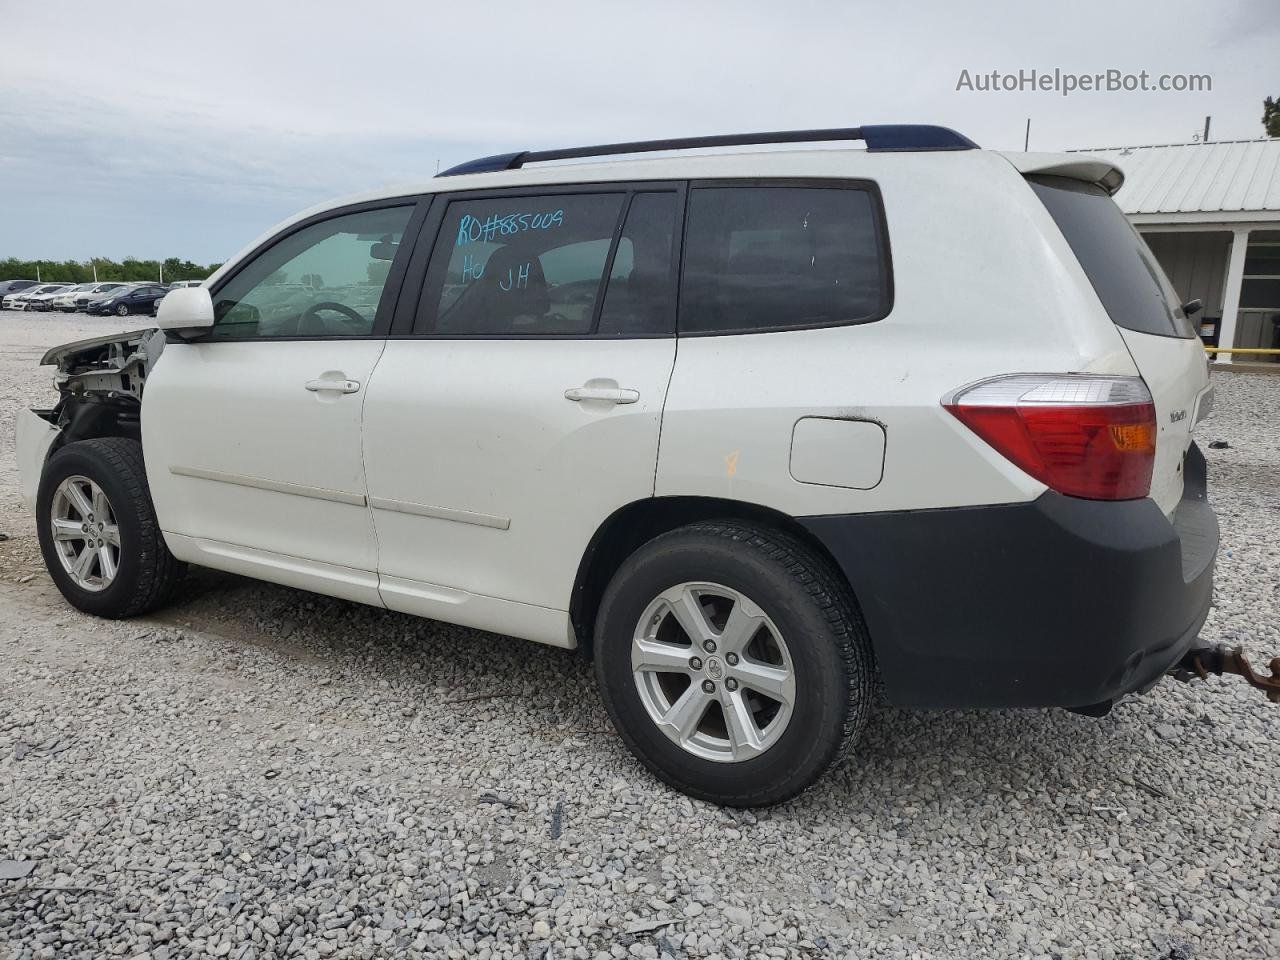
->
[1069,138,1280,363]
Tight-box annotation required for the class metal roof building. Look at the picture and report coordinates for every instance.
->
[1069,139,1280,363]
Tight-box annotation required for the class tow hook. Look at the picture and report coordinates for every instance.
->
[1172,645,1280,703]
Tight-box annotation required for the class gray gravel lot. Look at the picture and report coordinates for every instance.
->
[1,310,1278,960]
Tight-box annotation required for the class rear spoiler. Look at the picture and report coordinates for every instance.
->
[1000,152,1124,195]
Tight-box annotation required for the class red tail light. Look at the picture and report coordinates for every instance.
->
[944,375,1156,500]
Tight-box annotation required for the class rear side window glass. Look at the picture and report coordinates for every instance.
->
[597,192,677,336]
[1028,175,1195,339]
[679,185,887,335]
[417,193,625,335]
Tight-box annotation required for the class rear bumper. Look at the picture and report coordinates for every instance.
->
[801,443,1217,709]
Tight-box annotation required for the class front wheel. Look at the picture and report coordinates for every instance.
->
[36,438,186,618]
[594,521,875,806]
[115,303,129,316]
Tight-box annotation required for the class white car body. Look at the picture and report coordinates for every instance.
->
[149,147,1202,616]
[16,128,1220,802]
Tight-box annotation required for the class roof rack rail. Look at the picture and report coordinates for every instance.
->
[437,124,978,177]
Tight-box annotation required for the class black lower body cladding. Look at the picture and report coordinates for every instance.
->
[801,443,1217,709]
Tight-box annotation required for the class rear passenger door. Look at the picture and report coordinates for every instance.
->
[362,184,683,642]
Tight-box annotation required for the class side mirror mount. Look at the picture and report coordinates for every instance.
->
[156,286,215,333]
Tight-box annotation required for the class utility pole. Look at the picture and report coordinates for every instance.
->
[36,263,40,282]
[1023,118,1031,151]
[92,262,98,282]
[159,261,164,284]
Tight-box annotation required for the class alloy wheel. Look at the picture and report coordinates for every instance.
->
[50,475,121,592]
[631,581,796,763]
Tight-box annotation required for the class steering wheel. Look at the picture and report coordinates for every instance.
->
[297,301,368,335]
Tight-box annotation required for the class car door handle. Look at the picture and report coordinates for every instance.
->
[564,386,640,404]
[305,378,361,394]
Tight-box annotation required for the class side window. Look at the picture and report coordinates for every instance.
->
[679,185,887,335]
[209,205,414,339]
[416,193,625,335]
[597,192,677,336]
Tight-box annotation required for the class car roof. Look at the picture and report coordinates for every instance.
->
[202,126,1123,289]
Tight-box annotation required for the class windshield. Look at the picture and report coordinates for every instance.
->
[1028,175,1195,339]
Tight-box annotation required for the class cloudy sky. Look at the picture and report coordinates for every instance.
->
[1,0,1275,263]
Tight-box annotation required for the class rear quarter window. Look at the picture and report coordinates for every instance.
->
[679,183,890,335]
[1028,175,1195,339]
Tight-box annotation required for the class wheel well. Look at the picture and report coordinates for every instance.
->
[569,496,850,656]
[50,398,142,455]
[29,401,141,498]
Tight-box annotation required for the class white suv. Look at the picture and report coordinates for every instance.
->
[15,126,1218,805]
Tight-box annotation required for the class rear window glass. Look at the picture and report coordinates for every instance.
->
[679,185,888,335]
[1028,175,1195,339]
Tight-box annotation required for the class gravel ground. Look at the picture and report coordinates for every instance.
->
[0,310,1278,960]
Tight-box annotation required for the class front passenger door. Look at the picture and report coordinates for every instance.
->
[142,201,421,603]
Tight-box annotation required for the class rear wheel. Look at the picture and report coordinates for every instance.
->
[37,438,185,618]
[594,520,875,806]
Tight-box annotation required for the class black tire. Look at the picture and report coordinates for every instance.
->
[594,520,875,807]
[36,438,186,618]
[115,303,129,316]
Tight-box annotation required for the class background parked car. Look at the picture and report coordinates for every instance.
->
[4,283,71,311]
[47,283,102,312]
[65,281,132,311]
[87,284,170,316]
[24,284,79,312]
[0,280,40,300]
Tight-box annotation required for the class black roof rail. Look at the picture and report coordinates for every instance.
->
[437,124,979,177]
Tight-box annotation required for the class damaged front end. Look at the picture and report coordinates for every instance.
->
[16,328,166,513]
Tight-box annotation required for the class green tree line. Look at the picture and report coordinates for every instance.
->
[0,257,222,284]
